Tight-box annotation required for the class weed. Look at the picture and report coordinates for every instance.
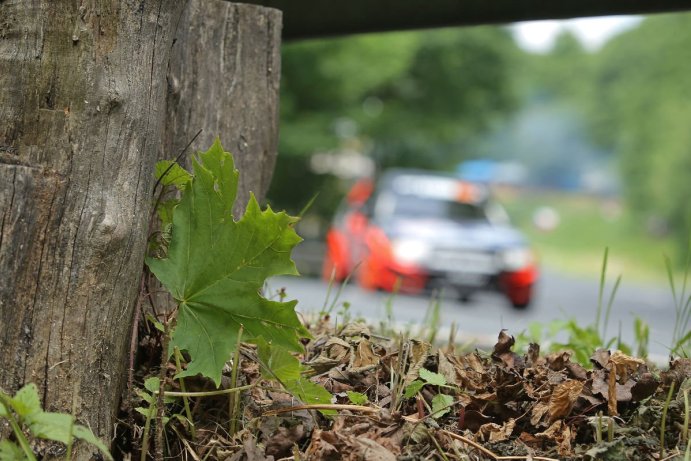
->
[665,240,691,356]
[422,290,443,344]
[596,247,622,343]
[137,141,332,457]
[0,384,112,461]
[660,382,676,458]
[516,247,644,366]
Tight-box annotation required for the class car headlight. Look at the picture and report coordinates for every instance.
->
[501,247,532,271]
[391,239,431,264]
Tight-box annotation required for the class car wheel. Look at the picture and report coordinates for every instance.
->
[508,285,532,309]
[458,291,473,303]
[511,299,531,309]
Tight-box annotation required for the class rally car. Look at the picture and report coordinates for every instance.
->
[322,169,538,309]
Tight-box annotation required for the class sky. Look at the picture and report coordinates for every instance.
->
[511,16,643,53]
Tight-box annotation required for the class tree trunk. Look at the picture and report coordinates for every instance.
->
[163,0,282,217]
[0,0,185,454]
[0,0,283,457]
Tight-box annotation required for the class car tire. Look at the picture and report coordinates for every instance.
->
[458,291,473,303]
[508,284,533,309]
[510,299,531,309]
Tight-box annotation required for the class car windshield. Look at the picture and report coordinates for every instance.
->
[389,195,487,222]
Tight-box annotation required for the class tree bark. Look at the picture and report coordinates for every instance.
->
[0,0,283,457]
[0,0,185,454]
[163,0,282,217]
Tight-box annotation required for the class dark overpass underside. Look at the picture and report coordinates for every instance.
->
[244,0,691,39]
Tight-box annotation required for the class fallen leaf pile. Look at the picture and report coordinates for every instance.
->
[127,319,691,460]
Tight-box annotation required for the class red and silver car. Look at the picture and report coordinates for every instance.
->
[323,169,538,309]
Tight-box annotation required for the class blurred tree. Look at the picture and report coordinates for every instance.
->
[587,13,691,250]
[468,31,608,192]
[522,30,594,105]
[268,27,520,221]
[363,27,519,170]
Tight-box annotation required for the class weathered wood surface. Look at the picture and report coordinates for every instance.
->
[164,0,282,217]
[0,1,283,456]
[0,0,186,452]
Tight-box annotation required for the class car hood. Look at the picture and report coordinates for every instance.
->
[378,217,527,251]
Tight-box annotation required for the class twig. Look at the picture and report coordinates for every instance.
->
[438,429,560,461]
[428,428,451,461]
[262,404,379,416]
[438,429,498,459]
[152,128,202,195]
[659,450,682,461]
[173,347,196,439]
[180,438,202,461]
[229,326,244,436]
[154,384,255,398]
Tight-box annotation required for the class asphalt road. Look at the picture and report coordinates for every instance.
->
[268,267,678,362]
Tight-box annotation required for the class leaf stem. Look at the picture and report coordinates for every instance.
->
[154,384,255,398]
[140,401,156,461]
[661,382,676,458]
[262,403,378,416]
[0,396,37,461]
[173,347,196,439]
[229,326,244,436]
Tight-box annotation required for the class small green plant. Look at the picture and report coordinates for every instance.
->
[134,377,179,461]
[137,140,334,457]
[516,248,639,366]
[422,290,443,345]
[147,140,310,386]
[403,368,455,419]
[665,242,691,356]
[596,247,622,343]
[346,391,368,405]
[633,316,650,358]
[0,384,112,461]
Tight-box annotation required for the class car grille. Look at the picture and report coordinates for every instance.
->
[426,250,496,274]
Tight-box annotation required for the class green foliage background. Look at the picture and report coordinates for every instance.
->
[269,13,691,256]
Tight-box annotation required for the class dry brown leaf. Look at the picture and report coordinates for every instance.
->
[339,322,372,337]
[590,349,611,369]
[662,357,691,387]
[548,379,584,422]
[536,420,574,457]
[477,418,516,443]
[351,338,380,371]
[453,353,488,390]
[305,428,339,460]
[492,330,524,369]
[353,438,397,461]
[531,401,550,426]
[609,350,646,381]
[526,342,541,367]
[326,337,352,362]
[591,368,637,404]
[265,424,306,458]
[546,350,573,371]
[403,339,431,386]
[631,372,659,401]
[437,349,460,387]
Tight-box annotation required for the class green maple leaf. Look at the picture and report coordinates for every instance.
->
[147,139,309,386]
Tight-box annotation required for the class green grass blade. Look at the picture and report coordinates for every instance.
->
[602,274,622,342]
[596,247,609,336]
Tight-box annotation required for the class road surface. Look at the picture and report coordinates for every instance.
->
[268,267,678,362]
